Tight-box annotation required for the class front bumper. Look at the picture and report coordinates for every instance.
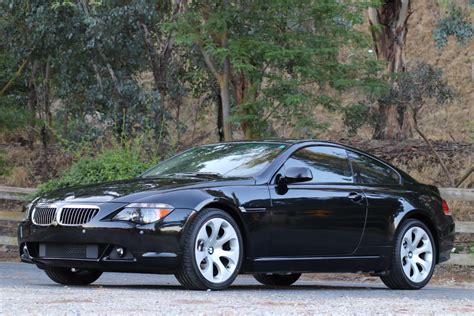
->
[18,208,195,273]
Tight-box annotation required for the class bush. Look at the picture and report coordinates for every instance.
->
[0,150,10,176]
[342,103,370,136]
[433,4,473,48]
[36,143,159,196]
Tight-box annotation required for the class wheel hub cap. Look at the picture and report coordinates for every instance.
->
[194,218,240,284]
[400,226,433,283]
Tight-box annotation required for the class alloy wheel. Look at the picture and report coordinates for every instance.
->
[194,218,240,283]
[400,226,434,283]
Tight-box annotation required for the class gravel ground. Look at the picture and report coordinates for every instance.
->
[1,262,473,315]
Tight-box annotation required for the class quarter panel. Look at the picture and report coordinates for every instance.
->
[354,186,413,258]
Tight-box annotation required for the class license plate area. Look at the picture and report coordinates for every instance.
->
[38,243,99,259]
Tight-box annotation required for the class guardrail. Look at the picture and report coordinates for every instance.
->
[440,188,474,202]
[0,185,473,201]
[0,186,36,201]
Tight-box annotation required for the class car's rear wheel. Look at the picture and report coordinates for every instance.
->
[253,273,301,286]
[44,267,102,285]
[381,219,436,290]
[175,208,243,290]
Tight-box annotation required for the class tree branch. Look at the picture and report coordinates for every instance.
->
[368,7,379,25]
[396,0,410,29]
[413,112,454,186]
[0,58,29,96]
[199,44,221,81]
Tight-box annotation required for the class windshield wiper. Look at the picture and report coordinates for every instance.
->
[166,172,224,178]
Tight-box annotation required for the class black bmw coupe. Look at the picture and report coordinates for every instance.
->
[18,140,455,290]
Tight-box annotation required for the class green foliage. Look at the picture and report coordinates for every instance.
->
[343,103,371,136]
[1,0,169,143]
[433,4,473,48]
[0,150,11,177]
[1,0,388,162]
[36,142,159,195]
[384,63,453,107]
[176,0,385,137]
[0,97,32,131]
[381,63,454,120]
[0,19,31,131]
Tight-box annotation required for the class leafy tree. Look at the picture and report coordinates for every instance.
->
[178,0,384,140]
[381,62,454,184]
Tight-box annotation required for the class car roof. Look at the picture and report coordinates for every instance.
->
[203,139,351,147]
[203,139,318,145]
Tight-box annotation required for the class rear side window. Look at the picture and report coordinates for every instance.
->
[348,151,400,185]
[283,146,352,183]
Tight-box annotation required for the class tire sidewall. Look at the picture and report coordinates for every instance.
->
[395,219,436,289]
[187,208,243,290]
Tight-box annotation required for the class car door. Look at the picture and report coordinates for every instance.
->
[269,146,367,256]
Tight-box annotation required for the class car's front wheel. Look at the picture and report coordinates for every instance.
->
[253,273,301,286]
[381,219,436,290]
[175,208,243,290]
[44,267,102,285]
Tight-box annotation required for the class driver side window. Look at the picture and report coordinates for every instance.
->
[283,146,352,184]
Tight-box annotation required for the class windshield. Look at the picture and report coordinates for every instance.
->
[141,142,288,178]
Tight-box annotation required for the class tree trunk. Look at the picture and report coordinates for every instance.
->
[220,57,233,141]
[26,61,38,149]
[369,0,413,140]
[233,72,260,140]
[216,89,225,142]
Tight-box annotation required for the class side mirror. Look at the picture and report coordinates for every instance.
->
[278,167,313,185]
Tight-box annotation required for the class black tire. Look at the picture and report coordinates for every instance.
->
[175,208,243,290]
[381,219,436,290]
[253,273,301,286]
[44,267,102,285]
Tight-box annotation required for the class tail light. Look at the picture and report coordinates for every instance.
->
[441,199,450,215]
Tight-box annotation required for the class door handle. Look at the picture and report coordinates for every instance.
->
[348,192,364,203]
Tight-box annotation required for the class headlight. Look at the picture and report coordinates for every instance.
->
[113,203,174,224]
[24,197,40,220]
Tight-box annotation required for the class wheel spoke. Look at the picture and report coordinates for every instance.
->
[400,245,408,258]
[413,243,432,256]
[201,257,214,281]
[214,228,236,248]
[411,261,421,281]
[196,229,209,247]
[412,228,424,248]
[213,257,231,281]
[406,228,415,247]
[414,255,428,272]
[195,249,207,264]
[402,260,411,277]
[214,248,239,264]
[208,219,223,245]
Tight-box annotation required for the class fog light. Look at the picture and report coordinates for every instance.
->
[116,247,125,257]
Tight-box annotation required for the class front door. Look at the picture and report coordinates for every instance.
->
[269,146,367,256]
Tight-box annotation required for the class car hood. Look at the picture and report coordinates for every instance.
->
[36,177,218,205]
